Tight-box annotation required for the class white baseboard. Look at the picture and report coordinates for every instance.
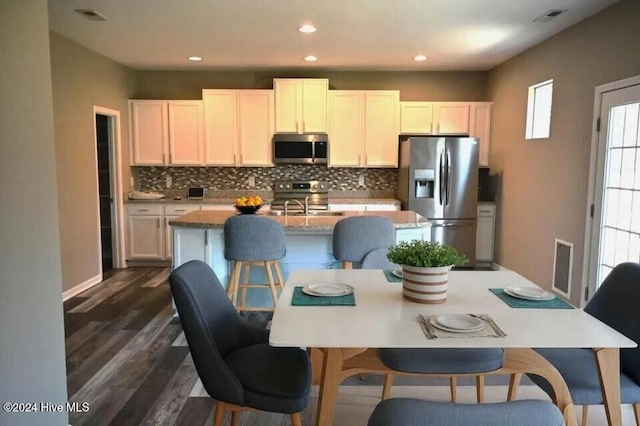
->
[62,273,103,301]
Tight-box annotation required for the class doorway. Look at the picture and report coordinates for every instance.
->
[93,106,126,272]
[584,76,640,304]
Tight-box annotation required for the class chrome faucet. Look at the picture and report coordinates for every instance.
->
[283,197,309,216]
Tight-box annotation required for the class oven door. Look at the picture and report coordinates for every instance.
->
[274,141,313,164]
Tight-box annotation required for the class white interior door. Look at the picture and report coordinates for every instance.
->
[588,82,640,299]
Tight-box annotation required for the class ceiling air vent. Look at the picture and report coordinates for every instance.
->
[533,9,567,23]
[74,9,108,21]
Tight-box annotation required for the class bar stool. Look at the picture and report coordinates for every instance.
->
[224,215,286,311]
[333,216,396,269]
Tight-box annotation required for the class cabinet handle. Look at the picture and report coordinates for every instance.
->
[163,153,166,163]
[479,209,492,214]
[358,154,362,165]
[233,153,237,164]
[430,123,433,134]
[157,218,160,228]
[170,153,173,163]
[436,123,440,134]
[302,121,305,133]
[365,154,368,165]
[137,209,149,212]
[239,153,243,164]
[296,121,300,133]
[174,209,186,212]
[204,231,208,246]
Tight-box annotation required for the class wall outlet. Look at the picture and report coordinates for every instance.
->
[166,175,172,188]
[248,176,255,188]
[358,175,365,187]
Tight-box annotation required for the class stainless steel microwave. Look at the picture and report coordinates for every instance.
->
[273,133,328,164]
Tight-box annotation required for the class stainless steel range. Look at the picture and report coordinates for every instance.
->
[271,180,329,211]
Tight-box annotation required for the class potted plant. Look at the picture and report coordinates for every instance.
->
[387,240,468,304]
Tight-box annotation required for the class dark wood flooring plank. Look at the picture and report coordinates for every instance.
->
[64,296,89,312]
[105,269,164,305]
[69,309,180,425]
[69,279,132,313]
[66,328,139,396]
[124,285,173,331]
[174,397,215,426]
[139,355,200,425]
[79,268,145,298]
[65,320,109,355]
[108,346,190,426]
[142,267,170,288]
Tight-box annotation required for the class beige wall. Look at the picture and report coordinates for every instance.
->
[134,70,487,101]
[487,0,640,304]
[1,1,68,423]
[50,32,136,292]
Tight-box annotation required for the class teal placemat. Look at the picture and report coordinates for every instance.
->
[291,287,356,306]
[490,288,574,309]
[383,269,402,283]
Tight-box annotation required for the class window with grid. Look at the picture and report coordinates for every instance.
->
[598,101,640,285]
[525,79,554,140]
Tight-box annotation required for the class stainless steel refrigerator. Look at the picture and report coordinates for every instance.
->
[397,137,479,267]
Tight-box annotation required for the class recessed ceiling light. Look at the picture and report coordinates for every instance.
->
[298,24,317,33]
[188,56,202,62]
[413,55,428,62]
[304,55,318,62]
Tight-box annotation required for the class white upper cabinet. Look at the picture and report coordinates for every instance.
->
[364,91,400,167]
[469,102,492,167]
[399,102,434,134]
[130,100,204,166]
[237,90,274,166]
[131,101,168,165]
[203,90,237,165]
[168,101,205,165]
[400,102,470,135]
[328,90,399,168]
[203,89,274,167]
[274,79,328,133]
[328,91,364,167]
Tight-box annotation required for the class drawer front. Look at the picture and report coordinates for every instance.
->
[127,204,164,215]
[164,204,200,215]
[477,205,495,217]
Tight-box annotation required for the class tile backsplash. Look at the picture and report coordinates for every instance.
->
[136,165,398,192]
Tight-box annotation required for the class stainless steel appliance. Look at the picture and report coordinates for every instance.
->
[271,180,329,211]
[273,133,328,164]
[397,137,479,266]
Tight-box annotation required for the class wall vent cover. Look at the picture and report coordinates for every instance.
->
[533,9,567,22]
[552,238,573,299]
[74,9,108,21]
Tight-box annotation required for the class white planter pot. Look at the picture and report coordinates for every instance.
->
[401,265,452,304]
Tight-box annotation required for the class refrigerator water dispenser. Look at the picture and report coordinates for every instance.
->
[414,169,435,198]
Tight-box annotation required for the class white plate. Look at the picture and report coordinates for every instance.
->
[430,314,486,333]
[391,268,403,278]
[302,283,354,297]
[504,287,556,301]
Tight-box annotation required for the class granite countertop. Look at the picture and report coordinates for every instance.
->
[169,210,429,231]
[126,197,401,205]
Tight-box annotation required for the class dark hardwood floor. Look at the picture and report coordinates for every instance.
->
[63,267,220,425]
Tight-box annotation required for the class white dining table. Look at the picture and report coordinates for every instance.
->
[269,269,637,426]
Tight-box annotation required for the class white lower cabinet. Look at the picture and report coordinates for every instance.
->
[127,204,199,260]
[127,215,163,259]
[476,204,496,263]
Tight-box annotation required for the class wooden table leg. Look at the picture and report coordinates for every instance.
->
[316,348,344,426]
[593,348,622,426]
[309,348,324,386]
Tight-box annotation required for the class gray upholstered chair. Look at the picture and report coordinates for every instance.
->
[333,215,397,269]
[224,215,286,311]
[169,260,310,426]
[368,398,564,426]
[518,262,640,426]
[332,216,504,403]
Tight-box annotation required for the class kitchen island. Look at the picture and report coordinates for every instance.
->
[169,210,430,309]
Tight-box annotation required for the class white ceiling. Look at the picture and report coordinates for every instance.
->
[48,0,617,71]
